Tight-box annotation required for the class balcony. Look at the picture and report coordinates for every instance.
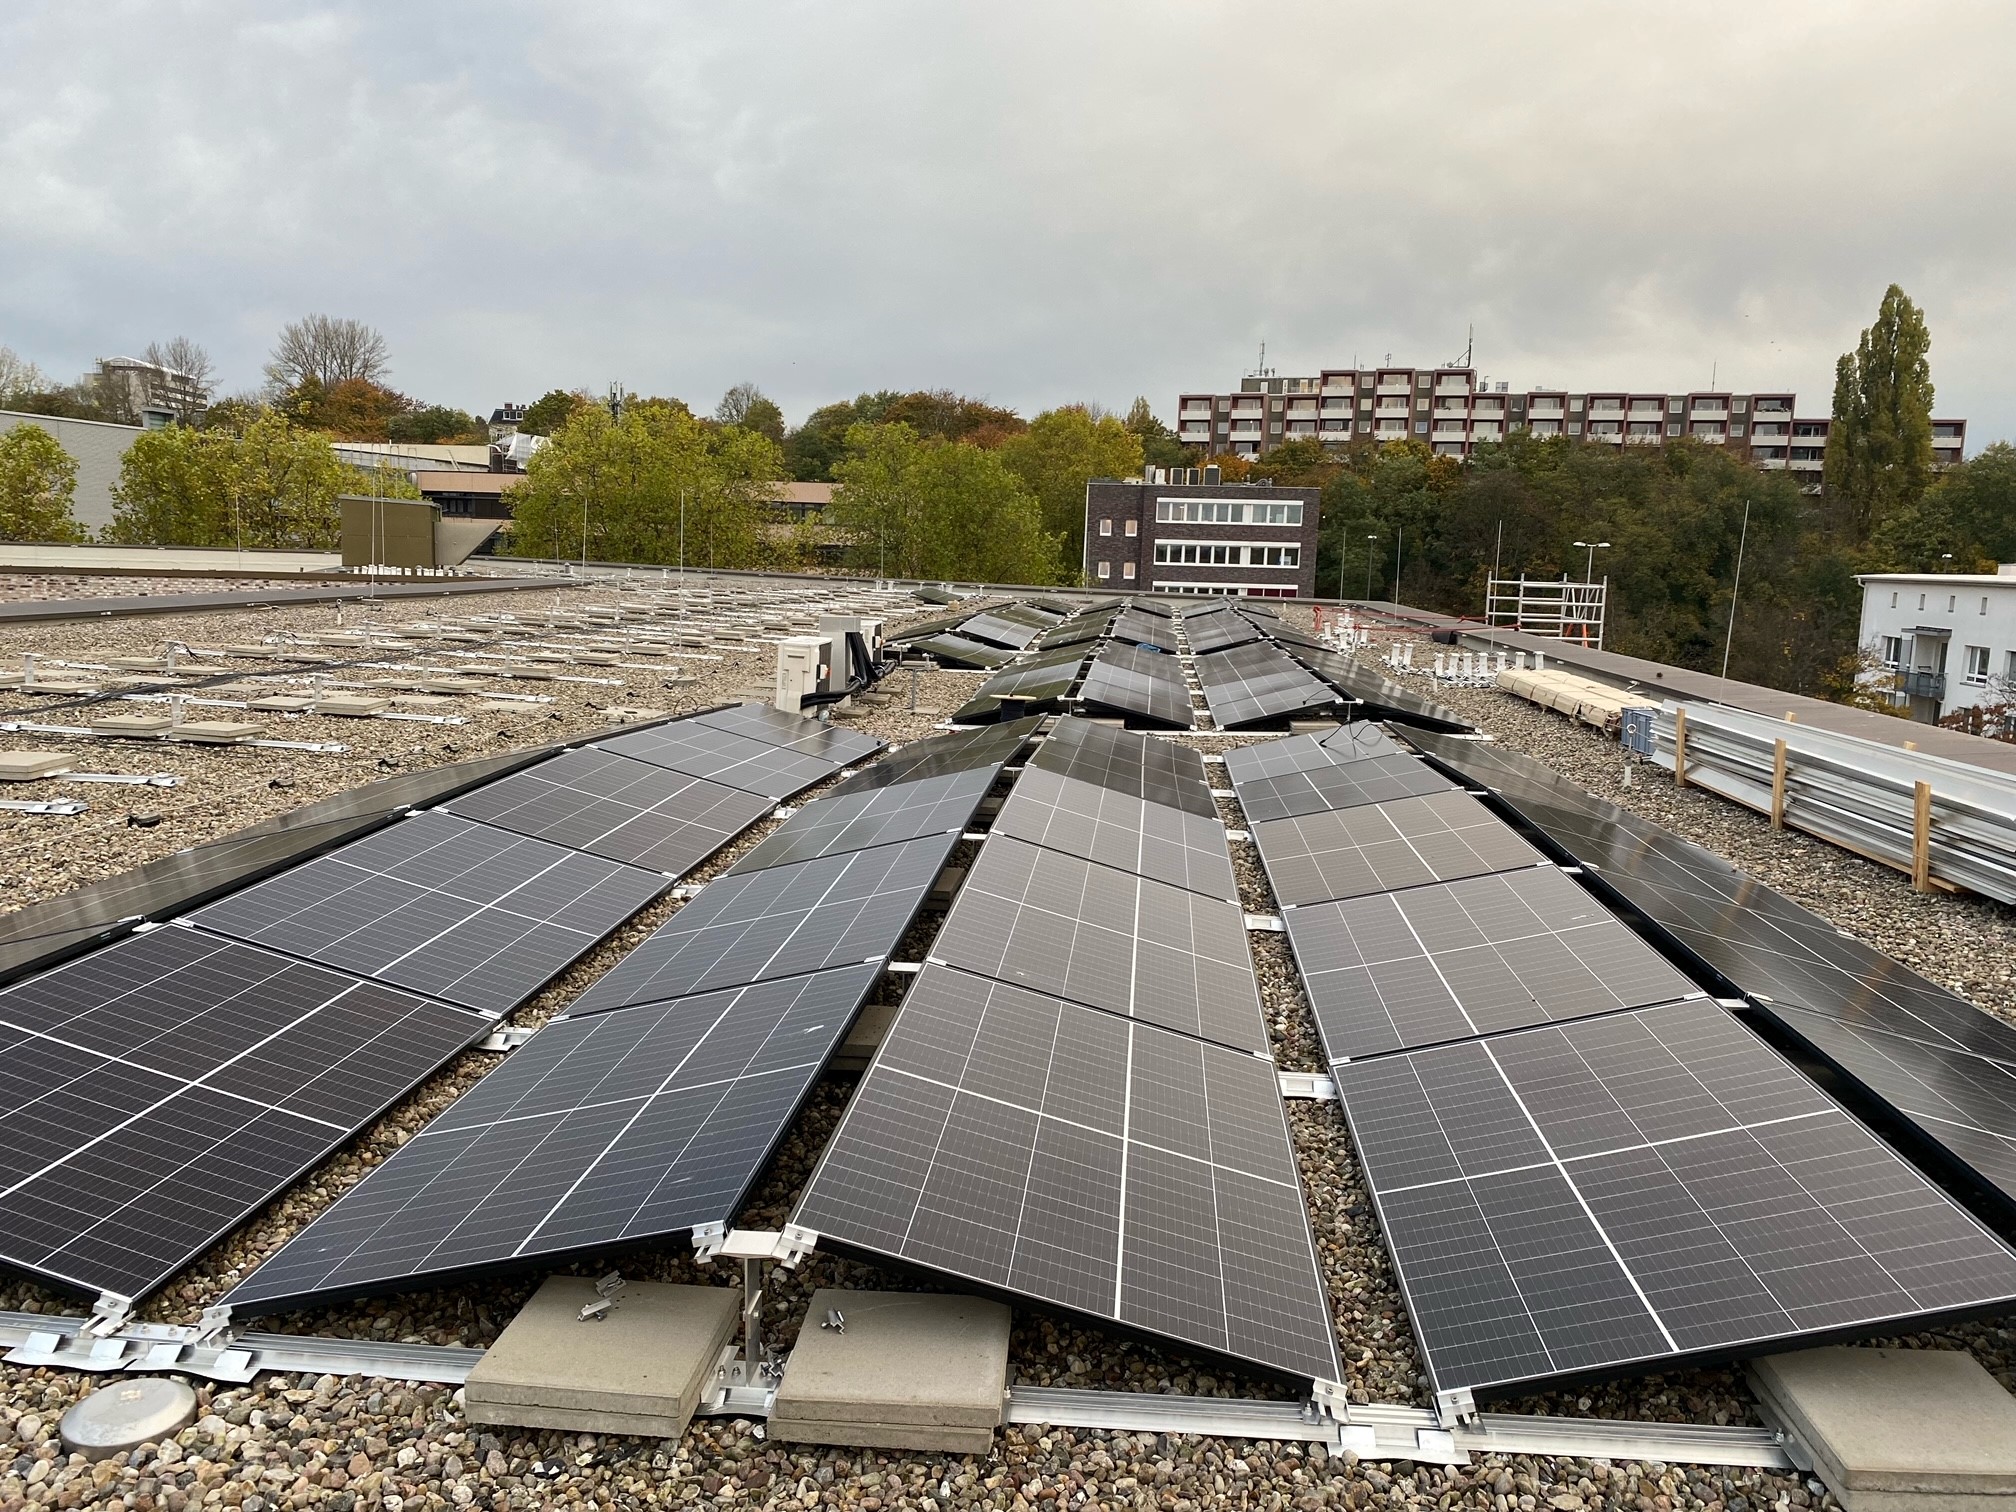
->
[1897,671,1946,700]
[1691,406,1729,420]
[1376,380,1413,395]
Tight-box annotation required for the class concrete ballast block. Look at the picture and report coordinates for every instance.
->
[463,1276,738,1439]
[0,751,74,781]
[1750,1346,2016,1512]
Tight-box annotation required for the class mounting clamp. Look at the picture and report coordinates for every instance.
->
[1433,1386,1478,1428]
[85,1293,134,1338]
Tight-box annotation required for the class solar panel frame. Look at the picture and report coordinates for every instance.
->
[225,964,884,1316]
[594,720,857,798]
[0,926,488,1303]
[1334,998,2016,1398]
[441,748,774,876]
[991,766,1239,901]
[569,831,961,1014]
[792,964,1345,1383]
[928,835,1268,1053]
[189,811,670,1015]
[1284,867,1702,1063]
[725,768,995,874]
[1251,790,1547,906]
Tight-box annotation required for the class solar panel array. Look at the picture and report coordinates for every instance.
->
[1191,638,1341,730]
[3,703,875,1308]
[954,639,1097,724]
[908,632,1015,670]
[227,723,1027,1316]
[1079,641,1194,728]
[1222,719,2016,1401]
[1413,730,2016,1224]
[958,603,1066,651]
[795,717,1346,1382]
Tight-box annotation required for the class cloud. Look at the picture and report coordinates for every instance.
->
[1,0,2009,442]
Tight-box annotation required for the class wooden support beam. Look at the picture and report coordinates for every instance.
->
[1912,780,1934,893]
[1771,739,1788,830]
[1673,706,1689,789]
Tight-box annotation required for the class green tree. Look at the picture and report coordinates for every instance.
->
[388,405,484,444]
[518,389,584,436]
[1874,441,2016,571]
[783,392,901,481]
[1824,284,1935,542]
[830,423,1059,583]
[998,406,1143,567]
[1123,397,1190,471]
[715,382,786,444]
[106,412,393,549]
[506,401,789,569]
[0,424,88,542]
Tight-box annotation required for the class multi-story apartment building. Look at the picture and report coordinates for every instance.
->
[1176,365,1968,490]
[1084,468,1320,598]
[1857,564,2016,722]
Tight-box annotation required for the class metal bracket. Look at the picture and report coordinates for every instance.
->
[1244,913,1285,933]
[86,1293,134,1338]
[1434,1385,1478,1428]
[0,798,86,815]
[884,960,923,975]
[478,1025,538,1052]
[193,1304,235,1345]
[1277,1071,1338,1101]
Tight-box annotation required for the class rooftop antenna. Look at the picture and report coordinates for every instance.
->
[1449,325,1473,369]
[1710,360,1718,391]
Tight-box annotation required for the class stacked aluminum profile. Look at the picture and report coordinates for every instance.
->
[1650,701,2016,903]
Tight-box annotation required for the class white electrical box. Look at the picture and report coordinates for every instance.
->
[816,615,886,695]
[774,635,831,714]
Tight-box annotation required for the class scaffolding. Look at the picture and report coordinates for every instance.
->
[1486,574,1607,648]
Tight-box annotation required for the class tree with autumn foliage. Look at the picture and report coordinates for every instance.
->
[998,406,1143,567]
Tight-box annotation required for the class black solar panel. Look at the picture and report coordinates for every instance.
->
[1183,612,1265,655]
[694,703,883,764]
[190,812,668,1015]
[1236,752,1454,823]
[1285,868,1701,1062]
[226,964,883,1315]
[955,612,1046,652]
[1079,643,1194,728]
[1030,717,1217,818]
[1195,641,1338,729]
[954,645,1091,722]
[792,965,1344,1382]
[1109,609,1177,650]
[991,767,1238,901]
[727,769,995,873]
[595,720,853,799]
[909,632,1015,669]
[1223,724,1404,785]
[1252,790,1546,906]
[833,718,1038,790]
[0,927,485,1302]
[929,836,1267,1053]
[570,832,959,1014]
[1296,649,1472,733]
[1035,616,1112,650]
[442,748,774,876]
[1335,999,2016,1398]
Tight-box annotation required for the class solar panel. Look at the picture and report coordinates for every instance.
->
[1108,609,1177,650]
[906,633,1015,670]
[0,926,485,1303]
[1251,790,1546,906]
[1035,616,1112,650]
[834,718,1039,789]
[726,769,995,873]
[1077,645,1195,729]
[596,720,858,799]
[569,832,960,1014]
[792,964,1344,1383]
[1030,716,1217,817]
[442,748,774,875]
[1223,724,1404,785]
[694,703,883,764]
[1194,641,1338,729]
[1183,613,1265,655]
[992,766,1239,901]
[956,612,1047,652]
[1334,999,2016,1400]
[224,964,884,1316]
[190,811,669,1015]
[954,645,1091,722]
[1236,752,1455,823]
[928,836,1268,1053]
[1296,650,1473,733]
[1284,868,1701,1062]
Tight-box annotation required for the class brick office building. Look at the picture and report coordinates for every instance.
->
[1084,467,1321,598]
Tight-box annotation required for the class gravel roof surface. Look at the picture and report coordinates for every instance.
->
[1,590,2010,1511]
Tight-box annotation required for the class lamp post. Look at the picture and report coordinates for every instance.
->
[1363,534,1378,600]
[1573,539,1611,581]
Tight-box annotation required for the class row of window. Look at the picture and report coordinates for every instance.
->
[1154,499,1304,526]
[1151,582,1299,598]
[1889,591,1996,615]
[1094,561,1137,581]
[1152,543,1301,568]
[1095,518,1138,538]
[1881,637,2014,687]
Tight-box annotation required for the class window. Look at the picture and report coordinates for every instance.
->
[1963,645,1991,685]
[1124,519,1137,537]
[1122,562,1135,581]
[1666,423,1682,436]
[1890,592,1899,608]
[1880,636,1903,669]
[1949,595,1958,613]
[1250,546,1300,568]
[1919,594,1927,610]
[1099,518,1111,537]
[1152,498,1301,526]
[1983,597,1991,615]
[2008,650,2016,681]
[1096,561,1110,580]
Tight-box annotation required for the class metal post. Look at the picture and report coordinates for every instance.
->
[1393,528,1403,605]
[1771,738,1788,829]
[908,663,920,712]
[1364,535,1377,600]
[741,1256,763,1375]
[1912,780,1934,892]
[1721,501,1750,682]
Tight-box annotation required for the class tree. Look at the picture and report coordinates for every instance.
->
[505,401,790,569]
[880,390,1025,446]
[1123,397,1190,471]
[1875,441,2016,571]
[0,346,50,405]
[998,406,1143,566]
[264,315,391,395]
[140,337,217,420]
[518,389,584,437]
[715,382,786,444]
[1824,284,1935,543]
[829,423,1059,583]
[279,377,413,440]
[106,411,399,549]
[0,425,88,542]
[388,405,484,444]
[783,392,901,481]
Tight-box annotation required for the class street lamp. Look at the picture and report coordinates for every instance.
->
[1573,540,1611,581]
[1364,534,1378,600]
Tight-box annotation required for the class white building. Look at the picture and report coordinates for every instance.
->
[1857,566,2016,722]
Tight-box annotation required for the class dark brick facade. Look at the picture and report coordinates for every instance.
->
[1083,479,1321,598]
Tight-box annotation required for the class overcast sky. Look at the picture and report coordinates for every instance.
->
[3,2,2012,443]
